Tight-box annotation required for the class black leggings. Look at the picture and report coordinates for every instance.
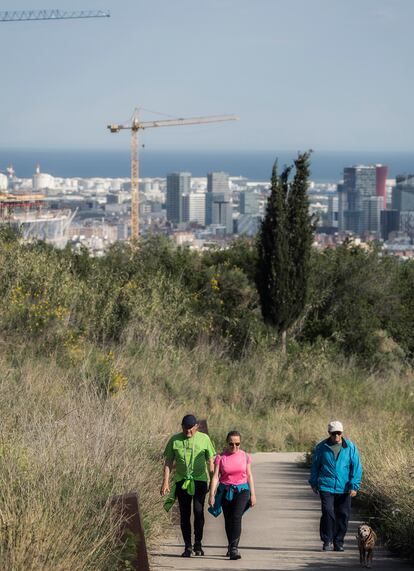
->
[176,480,208,548]
[221,489,250,550]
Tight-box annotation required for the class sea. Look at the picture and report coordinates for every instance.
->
[1,149,414,183]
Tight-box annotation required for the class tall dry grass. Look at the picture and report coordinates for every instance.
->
[1,335,413,568]
[357,434,414,558]
[0,348,179,570]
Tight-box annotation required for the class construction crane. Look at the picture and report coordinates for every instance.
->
[107,109,239,240]
[0,10,110,22]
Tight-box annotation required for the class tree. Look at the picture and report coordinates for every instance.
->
[287,152,314,322]
[303,244,408,362]
[256,152,314,346]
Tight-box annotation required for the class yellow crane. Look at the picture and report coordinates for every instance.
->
[107,109,239,240]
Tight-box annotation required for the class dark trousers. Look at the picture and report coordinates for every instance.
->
[221,489,250,551]
[176,480,208,548]
[319,491,351,546]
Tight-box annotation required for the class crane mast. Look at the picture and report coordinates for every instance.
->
[0,10,110,22]
[131,123,139,243]
[107,109,239,241]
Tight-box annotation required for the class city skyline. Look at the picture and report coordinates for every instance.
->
[4,154,414,256]
[1,0,414,152]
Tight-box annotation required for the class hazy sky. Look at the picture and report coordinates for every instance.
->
[1,0,413,152]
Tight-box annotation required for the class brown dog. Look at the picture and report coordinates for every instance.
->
[357,524,377,568]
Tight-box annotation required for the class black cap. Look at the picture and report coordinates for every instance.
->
[182,414,197,428]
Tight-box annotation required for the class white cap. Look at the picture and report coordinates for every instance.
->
[328,420,343,433]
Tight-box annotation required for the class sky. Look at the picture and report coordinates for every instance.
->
[1,0,414,152]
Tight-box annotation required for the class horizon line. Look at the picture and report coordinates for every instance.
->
[1,147,414,154]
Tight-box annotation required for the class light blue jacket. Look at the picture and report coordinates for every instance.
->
[309,437,362,494]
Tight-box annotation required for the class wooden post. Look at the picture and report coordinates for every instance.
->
[198,419,209,435]
[110,492,150,571]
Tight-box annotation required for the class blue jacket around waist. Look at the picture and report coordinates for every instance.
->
[309,437,362,494]
[208,482,250,518]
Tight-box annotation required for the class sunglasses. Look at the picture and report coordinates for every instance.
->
[228,442,241,447]
[330,431,342,436]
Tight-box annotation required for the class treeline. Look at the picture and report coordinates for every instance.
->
[1,224,414,367]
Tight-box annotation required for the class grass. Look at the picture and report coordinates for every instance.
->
[358,435,414,558]
[0,336,413,568]
[0,347,172,570]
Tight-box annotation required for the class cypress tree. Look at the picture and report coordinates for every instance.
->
[255,162,292,333]
[256,151,314,343]
[287,151,314,325]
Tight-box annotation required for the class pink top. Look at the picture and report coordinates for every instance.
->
[215,450,251,485]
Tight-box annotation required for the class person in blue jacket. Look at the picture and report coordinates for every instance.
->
[309,420,362,552]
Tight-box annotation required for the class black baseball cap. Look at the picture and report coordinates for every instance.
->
[182,414,197,428]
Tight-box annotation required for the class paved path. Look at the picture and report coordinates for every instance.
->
[153,452,410,570]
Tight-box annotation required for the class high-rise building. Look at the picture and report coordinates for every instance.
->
[376,165,388,209]
[392,174,414,236]
[337,183,347,231]
[341,165,388,234]
[392,174,414,212]
[166,172,191,224]
[205,192,213,227]
[343,166,376,233]
[207,171,229,194]
[181,194,189,224]
[327,194,339,228]
[362,196,382,235]
[239,190,260,215]
[380,210,400,240]
[205,172,233,233]
[182,192,206,225]
[211,192,233,234]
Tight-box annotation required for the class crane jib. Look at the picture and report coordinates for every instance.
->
[0,10,111,22]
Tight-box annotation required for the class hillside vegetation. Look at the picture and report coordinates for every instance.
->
[0,230,413,569]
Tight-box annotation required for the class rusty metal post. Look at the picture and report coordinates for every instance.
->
[198,419,209,435]
[110,492,150,571]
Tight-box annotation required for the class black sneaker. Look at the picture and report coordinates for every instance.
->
[229,549,241,560]
[334,544,344,552]
[181,547,192,557]
[193,543,204,556]
[323,542,334,551]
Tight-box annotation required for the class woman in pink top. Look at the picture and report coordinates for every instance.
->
[208,431,256,560]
